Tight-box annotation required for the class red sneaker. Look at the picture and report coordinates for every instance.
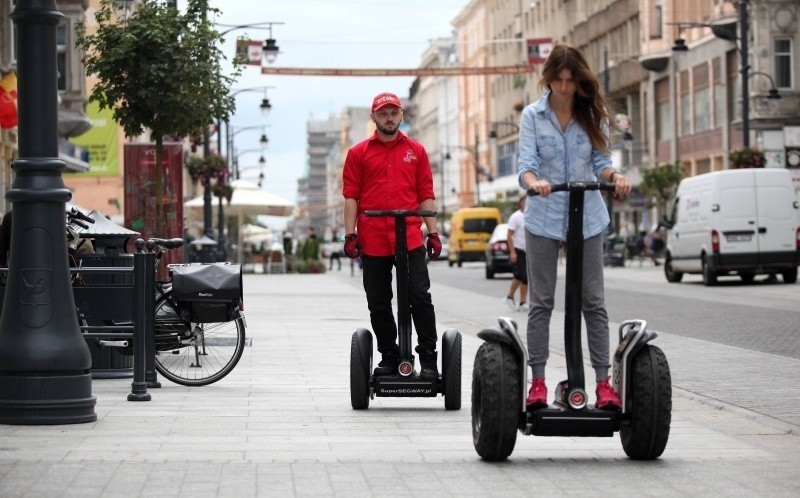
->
[595,378,621,410]
[526,378,548,408]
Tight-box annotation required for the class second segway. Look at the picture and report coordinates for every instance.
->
[350,210,462,410]
[471,182,672,461]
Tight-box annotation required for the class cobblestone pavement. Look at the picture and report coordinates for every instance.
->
[0,271,798,497]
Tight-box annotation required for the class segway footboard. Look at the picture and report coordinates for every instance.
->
[374,377,438,397]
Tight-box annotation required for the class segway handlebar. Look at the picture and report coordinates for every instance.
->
[526,181,615,197]
[363,210,437,218]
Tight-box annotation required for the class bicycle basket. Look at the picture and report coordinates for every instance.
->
[170,263,242,322]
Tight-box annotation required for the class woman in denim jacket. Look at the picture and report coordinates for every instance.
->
[517,44,631,410]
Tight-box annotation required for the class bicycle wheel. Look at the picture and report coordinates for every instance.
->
[153,292,246,386]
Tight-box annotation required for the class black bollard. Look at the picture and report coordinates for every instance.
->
[128,240,151,401]
[144,240,161,388]
[0,0,96,424]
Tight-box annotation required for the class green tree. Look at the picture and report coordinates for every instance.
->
[639,163,684,220]
[76,0,239,236]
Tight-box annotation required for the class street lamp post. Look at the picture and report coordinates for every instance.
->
[0,0,96,424]
[227,123,270,175]
[738,0,750,148]
[233,148,267,181]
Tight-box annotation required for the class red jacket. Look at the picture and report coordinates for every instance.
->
[342,131,435,256]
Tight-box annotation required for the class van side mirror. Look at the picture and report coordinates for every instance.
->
[660,215,674,230]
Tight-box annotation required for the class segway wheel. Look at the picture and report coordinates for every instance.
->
[472,342,520,461]
[620,344,672,460]
[350,330,372,410]
[443,331,462,411]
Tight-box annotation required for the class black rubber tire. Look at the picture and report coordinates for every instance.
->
[701,258,717,286]
[782,267,798,284]
[472,342,520,461]
[664,254,683,283]
[153,294,246,387]
[620,345,672,460]
[444,333,462,411]
[350,332,370,410]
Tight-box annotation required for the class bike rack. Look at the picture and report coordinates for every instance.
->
[0,238,158,401]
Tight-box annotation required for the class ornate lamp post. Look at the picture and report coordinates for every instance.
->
[0,0,96,424]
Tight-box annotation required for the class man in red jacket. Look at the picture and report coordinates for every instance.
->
[342,92,442,380]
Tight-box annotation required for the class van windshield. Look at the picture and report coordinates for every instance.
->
[463,218,498,234]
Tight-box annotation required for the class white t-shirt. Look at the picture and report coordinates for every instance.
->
[507,209,526,250]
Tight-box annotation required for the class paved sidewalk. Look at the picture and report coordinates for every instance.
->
[0,272,798,497]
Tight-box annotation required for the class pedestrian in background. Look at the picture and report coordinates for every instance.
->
[328,230,342,271]
[341,92,442,380]
[517,44,631,410]
[502,196,528,312]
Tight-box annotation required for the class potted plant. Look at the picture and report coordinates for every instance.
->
[729,147,766,169]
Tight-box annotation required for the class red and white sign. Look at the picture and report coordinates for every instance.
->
[527,38,553,66]
[235,38,263,66]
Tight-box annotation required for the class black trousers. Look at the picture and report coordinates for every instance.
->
[361,247,437,355]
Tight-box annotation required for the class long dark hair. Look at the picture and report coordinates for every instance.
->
[539,44,613,153]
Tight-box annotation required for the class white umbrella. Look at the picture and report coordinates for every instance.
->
[184,180,294,262]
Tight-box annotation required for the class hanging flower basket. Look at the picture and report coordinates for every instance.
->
[213,183,233,202]
[185,154,227,184]
[729,147,766,169]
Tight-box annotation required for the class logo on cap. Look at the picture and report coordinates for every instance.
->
[372,92,402,112]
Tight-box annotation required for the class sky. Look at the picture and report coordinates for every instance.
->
[206,0,470,229]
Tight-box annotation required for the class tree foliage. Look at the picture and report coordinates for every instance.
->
[638,163,684,218]
[76,0,240,235]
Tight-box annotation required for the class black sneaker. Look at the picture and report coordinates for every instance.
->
[373,351,399,376]
[418,350,439,380]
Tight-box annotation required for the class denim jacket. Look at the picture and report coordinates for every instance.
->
[517,91,612,241]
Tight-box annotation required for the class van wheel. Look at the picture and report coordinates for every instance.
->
[702,259,717,286]
[664,254,682,283]
[782,267,798,284]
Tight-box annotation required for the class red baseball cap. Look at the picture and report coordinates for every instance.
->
[372,92,402,112]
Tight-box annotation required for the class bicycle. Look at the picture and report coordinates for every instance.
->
[147,237,247,386]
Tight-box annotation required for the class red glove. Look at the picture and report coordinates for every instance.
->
[426,232,442,260]
[344,233,361,259]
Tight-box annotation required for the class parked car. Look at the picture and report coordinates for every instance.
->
[484,223,514,279]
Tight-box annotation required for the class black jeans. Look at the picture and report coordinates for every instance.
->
[361,247,437,355]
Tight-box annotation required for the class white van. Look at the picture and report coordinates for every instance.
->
[662,168,799,285]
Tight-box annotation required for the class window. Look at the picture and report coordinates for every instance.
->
[679,71,691,136]
[727,50,740,122]
[497,140,518,178]
[774,39,792,88]
[693,63,710,133]
[712,58,725,128]
[56,23,66,91]
[655,78,670,141]
[650,1,663,39]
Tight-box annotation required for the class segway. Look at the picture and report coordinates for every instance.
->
[350,210,462,410]
[471,182,671,460]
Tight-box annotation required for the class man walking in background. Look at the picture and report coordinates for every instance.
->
[503,196,528,312]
